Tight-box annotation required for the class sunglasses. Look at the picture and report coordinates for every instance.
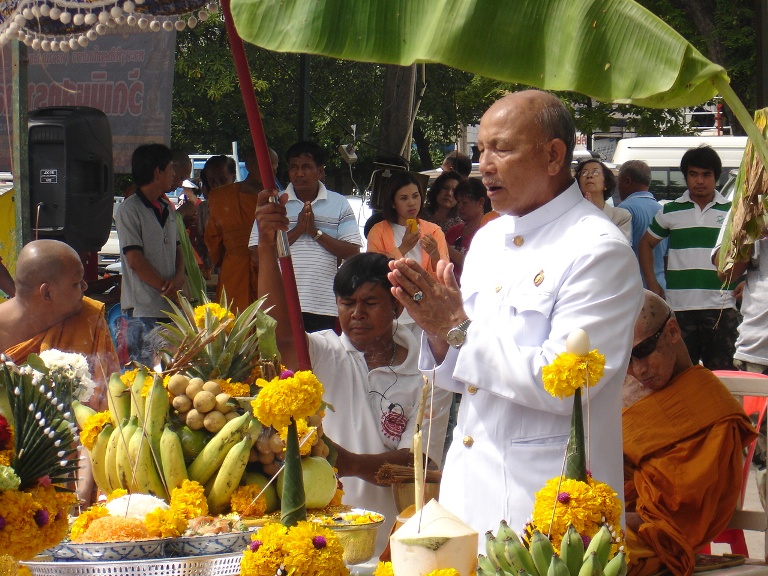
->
[631,310,672,361]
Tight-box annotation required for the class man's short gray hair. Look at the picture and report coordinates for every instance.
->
[619,160,652,186]
[536,94,576,167]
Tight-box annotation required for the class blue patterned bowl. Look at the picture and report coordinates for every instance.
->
[68,538,166,561]
[164,529,256,557]
[42,541,76,560]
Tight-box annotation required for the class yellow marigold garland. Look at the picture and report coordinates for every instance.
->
[69,505,110,541]
[194,303,235,330]
[170,479,208,519]
[143,508,187,539]
[120,369,139,389]
[373,562,394,576]
[80,411,112,450]
[279,418,316,456]
[426,570,461,576]
[240,521,348,576]
[530,476,624,554]
[542,350,605,399]
[107,488,128,501]
[0,486,76,561]
[230,485,268,517]
[219,379,251,398]
[251,370,324,431]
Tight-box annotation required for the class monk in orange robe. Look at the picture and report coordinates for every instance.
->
[205,148,278,313]
[622,291,756,576]
[0,239,121,503]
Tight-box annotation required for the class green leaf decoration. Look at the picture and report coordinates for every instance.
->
[24,354,49,376]
[280,418,307,526]
[231,0,724,108]
[177,218,206,306]
[1,362,80,490]
[565,388,587,483]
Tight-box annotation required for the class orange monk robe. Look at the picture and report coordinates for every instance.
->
[623,365,756,576]
[5,296,120,412]
[204,183,259,313]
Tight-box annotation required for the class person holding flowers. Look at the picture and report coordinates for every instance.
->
[256,192,452,555]
[622,290,755,576]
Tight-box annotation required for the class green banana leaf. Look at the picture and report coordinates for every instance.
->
[230,0,768,173]
[231,0,722,108]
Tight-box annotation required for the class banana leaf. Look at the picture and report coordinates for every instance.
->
[230,0,768,178]
[718,108,768,279]
[177,218,206,306]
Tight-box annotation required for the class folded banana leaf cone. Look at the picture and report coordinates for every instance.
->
[280,418,307,527]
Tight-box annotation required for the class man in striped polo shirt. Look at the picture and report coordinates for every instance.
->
[638,145,737,370]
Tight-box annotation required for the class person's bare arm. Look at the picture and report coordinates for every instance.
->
[255,190,301,370]
[124,249,169,292]
[313,235,361,260]
[638,232,664,298]
[715,244,750,283]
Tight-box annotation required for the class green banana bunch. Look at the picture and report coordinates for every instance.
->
[206,435,255,514]
[107,372,130,426]
[89,422,114,495]
[530,530,555,576]
[602,551,627,576]
[143,374,169,476]
[548,555,572,576]
[496,520,517,542]
[105,419,126,492]
[583,525,613,568]
[478,554,498,576]
[503,532,538,576]
[485,532,513,572]
[116,416,139,489]
[160,425,188,491]
[71,400,96,430]
[132,428,168,498]
[187,412,252,485]
[578,552,604,576]
[560,525,585,576]
[129,368,148,422]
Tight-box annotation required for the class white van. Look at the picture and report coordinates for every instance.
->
[611,136,747,201]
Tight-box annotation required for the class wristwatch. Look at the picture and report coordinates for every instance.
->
[446,319,472,349]
[313,229,324,241]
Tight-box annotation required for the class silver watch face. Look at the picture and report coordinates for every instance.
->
[446,327,466,348]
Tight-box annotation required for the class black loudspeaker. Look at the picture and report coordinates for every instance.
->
[28,106,113,252]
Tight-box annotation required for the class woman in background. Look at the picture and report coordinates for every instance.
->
[576,158,632,244]
[421,171,463,233]
[445,177,489,284]
[367,171,448,279]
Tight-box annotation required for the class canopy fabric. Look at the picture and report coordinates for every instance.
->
[229,0,727,110]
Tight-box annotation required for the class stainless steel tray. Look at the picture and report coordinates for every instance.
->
[21,552,242,576]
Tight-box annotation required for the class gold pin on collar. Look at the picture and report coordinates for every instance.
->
[534,270,544,286]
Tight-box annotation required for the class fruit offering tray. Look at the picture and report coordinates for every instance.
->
[21,552,243,576]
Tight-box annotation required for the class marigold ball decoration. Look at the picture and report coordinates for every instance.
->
[251,371,323,431]
[240,521,348,576]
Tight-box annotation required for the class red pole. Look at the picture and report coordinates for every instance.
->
[220,0,311,371]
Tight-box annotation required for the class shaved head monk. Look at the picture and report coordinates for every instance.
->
[0,239,120,411]
[623,290,756,576]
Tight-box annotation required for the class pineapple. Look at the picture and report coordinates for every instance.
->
[159,291,278,386]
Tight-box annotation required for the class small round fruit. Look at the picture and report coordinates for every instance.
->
[203,410,226,433]
[225,411,239,421]
[179,425,208,460]
[262,461,280,477]
[172,394,192,413]
[215,393,232,413]
[258,450,275,465]
[193,390,216,413]
[306,414,322,428]
[167,374,189,396]
[186,409,204,430]
[249,447,259,463]
[268,433,285,453]
[186,378,204,399]
[203,380,222,395]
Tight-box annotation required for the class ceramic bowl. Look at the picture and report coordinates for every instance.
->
[165,529,257,557]
[68,538,166,561]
